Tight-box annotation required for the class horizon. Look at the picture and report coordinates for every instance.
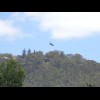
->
[0,12,100,62]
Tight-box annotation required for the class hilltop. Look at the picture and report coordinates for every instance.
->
[0,50,100,87]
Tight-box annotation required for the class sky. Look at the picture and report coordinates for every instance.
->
[0,12,100,62]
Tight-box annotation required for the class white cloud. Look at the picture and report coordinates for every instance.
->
[11,12,100,40]
[0,19,31,41]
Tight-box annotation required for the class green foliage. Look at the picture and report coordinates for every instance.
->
[17,50,100,87]
[0,59,25,87]
[27,49,31,55]
[22,48,26,57]
[0,50,100,87]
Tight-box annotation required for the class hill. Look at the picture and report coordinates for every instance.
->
[0,50,100,87]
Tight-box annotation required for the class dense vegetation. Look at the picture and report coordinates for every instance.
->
[0,59,25,87]
[0,49,100,87]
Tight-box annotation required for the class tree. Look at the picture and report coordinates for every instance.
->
[27,49,31,55]
[0,59,25,87]
[34,49,35,54]
[22,48,26,57]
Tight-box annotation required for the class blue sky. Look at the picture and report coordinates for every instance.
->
[0,12,100,62]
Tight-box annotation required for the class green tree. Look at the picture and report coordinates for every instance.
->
[22,48,26,57]
[0,59,25,87]
[27,49,31,55]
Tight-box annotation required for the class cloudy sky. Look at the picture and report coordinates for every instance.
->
[0,12,100,62]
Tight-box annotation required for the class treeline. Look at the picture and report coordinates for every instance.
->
[18,49,100,87]
[0,49,100,87]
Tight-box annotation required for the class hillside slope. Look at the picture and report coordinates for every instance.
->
[17,50,100,87]
[0,50,100,87]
